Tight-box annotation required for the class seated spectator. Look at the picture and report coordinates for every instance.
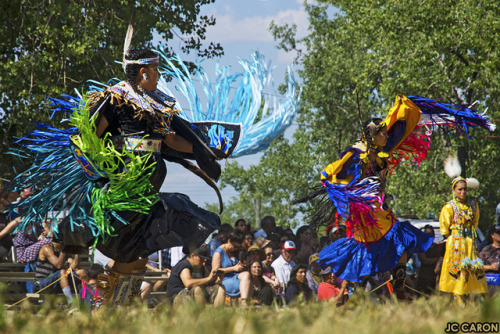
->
[166,245,225,306]
[416,225,440,295]
[141,252,171,301]
[480,224,500,296]
[306,253,321,296]
[329,225,347,243]
[80,264,104,310]
[271,240,297,291]
[245,245,265,266]
[481,225,500,273]
[284,228,295,242]
[242,231,254,251]
[0,187,23,261]
[285,263,313,304]
[13,219,53,263]
[267,233,282,250]
[212,232,253,306]
[254,216,276,239]
[249,261,276,305]
[234,219,248,233]
[261,245,276,278]
[254,237,271,250]
[207,223,233,257]
[246,245,280,292]
[295,226,319,265]
[317,267,348,305]
[34,240,85,305]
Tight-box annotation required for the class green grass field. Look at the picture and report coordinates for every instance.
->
[2,292,499,334]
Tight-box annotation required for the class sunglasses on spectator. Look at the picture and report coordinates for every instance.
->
[265,252,273,257]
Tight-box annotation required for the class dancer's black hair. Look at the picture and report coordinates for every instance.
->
[123,48,159,86]
[362,117,384,152]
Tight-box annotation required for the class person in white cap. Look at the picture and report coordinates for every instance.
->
[271,240,297,290]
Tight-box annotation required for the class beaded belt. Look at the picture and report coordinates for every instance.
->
[112,136,162,153]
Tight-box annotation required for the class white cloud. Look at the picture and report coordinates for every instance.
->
[205,7,309,43]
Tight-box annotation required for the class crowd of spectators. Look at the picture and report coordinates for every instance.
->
[1,185,499,308]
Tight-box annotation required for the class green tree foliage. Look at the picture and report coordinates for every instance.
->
[221,0,499,230]
[0,0,222,178]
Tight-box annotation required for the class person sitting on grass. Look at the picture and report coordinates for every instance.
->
[246,245,280,294]
[166,245,225,306]
[306,253,322,296]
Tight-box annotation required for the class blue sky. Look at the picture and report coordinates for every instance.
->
[162,0,309,206]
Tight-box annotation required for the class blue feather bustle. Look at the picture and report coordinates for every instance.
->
[157,49,301,157]
[8,95,100,238]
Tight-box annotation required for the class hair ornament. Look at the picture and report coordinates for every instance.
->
[445,155,480,190]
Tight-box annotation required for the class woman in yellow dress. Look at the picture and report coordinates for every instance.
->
[439,177,488,300]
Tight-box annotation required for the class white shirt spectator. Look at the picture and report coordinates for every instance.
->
[271,254,296,286]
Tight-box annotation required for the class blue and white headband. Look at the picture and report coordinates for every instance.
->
[122,57,159,73]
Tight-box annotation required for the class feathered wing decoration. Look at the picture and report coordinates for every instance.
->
[382,95,495,172]
[382,95,431,172]
[157,50,301,157]
[408,95,496,134]
[8,93,158,240]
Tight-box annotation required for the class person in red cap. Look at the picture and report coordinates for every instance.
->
[271,240,297,291]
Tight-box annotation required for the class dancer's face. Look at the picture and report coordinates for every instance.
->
[453,181,467,201]
[139,63,160,92]
[373,126,388,147]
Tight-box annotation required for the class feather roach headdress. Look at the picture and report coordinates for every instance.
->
[444,155,479,190]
